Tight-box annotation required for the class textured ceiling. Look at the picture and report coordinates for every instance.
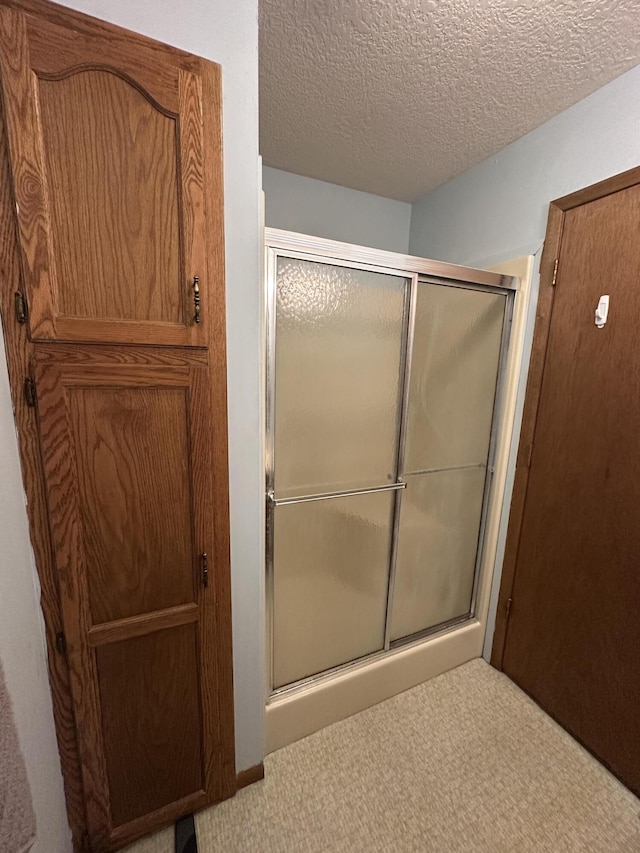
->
[260,0,640,202]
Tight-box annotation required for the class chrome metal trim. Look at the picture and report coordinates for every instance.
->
[268,612,478,702]
[394,274,418,498]
[265,246,278,695]
[406,462,486,477]
[384,487,404,651]
[269,481,406,506]
[269,247,414,283]
[468,289,515,621]
[389,612,472,651]
[383,272,419,650]
[417,273,513,296]
[265,246,278,496]
[265,227,515,290]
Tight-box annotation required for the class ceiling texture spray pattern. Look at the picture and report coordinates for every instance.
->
[260,0,640,201]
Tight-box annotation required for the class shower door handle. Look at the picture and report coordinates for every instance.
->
[268,481,406,506]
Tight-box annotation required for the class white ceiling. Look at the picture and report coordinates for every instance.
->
[260,0,640,202]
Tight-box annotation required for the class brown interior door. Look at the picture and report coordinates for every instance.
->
[0,4,213,345]
[34,358,234,848]
[501,178,640,796]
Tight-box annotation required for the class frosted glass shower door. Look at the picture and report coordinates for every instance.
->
[270,256,408,689]
[273,258,407,498]
[389,282,507,642]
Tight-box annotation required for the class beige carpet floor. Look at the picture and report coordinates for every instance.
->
[126,659,640,852]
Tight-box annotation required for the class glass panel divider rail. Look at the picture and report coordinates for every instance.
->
[383,272,419,650]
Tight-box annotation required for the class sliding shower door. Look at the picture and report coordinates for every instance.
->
[389,282,507,643]
[267,244,512,695]
[268,257,409,689]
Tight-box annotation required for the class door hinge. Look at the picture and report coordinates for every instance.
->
[24,377,37,408]
[506,597,513,621]
[551,258,559,287]
[14,290,28,324]
[55,631,66,655]
[526,443,533,468]
[201,551,209,587]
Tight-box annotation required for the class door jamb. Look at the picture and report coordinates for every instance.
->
[490,164,640,669]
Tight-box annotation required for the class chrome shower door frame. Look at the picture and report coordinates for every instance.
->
[265,229,516,699]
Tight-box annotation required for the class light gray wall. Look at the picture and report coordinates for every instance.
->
[408,61,640,661]
[263,166,412,253]
[409,63,640,268]
[0,6,262,850]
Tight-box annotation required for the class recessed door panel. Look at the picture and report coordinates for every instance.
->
[69,386,194,624]
[39,71,182,324]
[273,257,407,498]
[0,7,215,346]
[96,624,204,827]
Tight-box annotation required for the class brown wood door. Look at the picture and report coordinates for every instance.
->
[33,357,234,848]
[501,177,640,796]
[0,3,217,346]
[0,2,234,850]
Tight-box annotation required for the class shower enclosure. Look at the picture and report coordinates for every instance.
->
[265,230,515,700]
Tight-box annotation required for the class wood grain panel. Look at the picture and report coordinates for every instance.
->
[58,363,189,387]
[88,603,198,647]
[26,12,185,113]
[199,58,236,797]
[69,385,194,623]
[96,624,204,827]
[0,5,57,338]
[34,361,235,846]
[178,70,206,332]
[35,358,113,843]
[0,84,88,853]
[12,0,200,68]
[33,342,208,367]
[189,365,232,800]
[49,316,204,346]
[108,792,206,850]
[499,175,640,796]
[553,163,640,210]
[38,69,181,323]
[0,3,218,347]
[236,763,265,790]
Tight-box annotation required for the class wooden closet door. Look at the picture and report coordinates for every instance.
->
[33,357,234,849]
[0,4,216,345]
[0,3,234,849]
